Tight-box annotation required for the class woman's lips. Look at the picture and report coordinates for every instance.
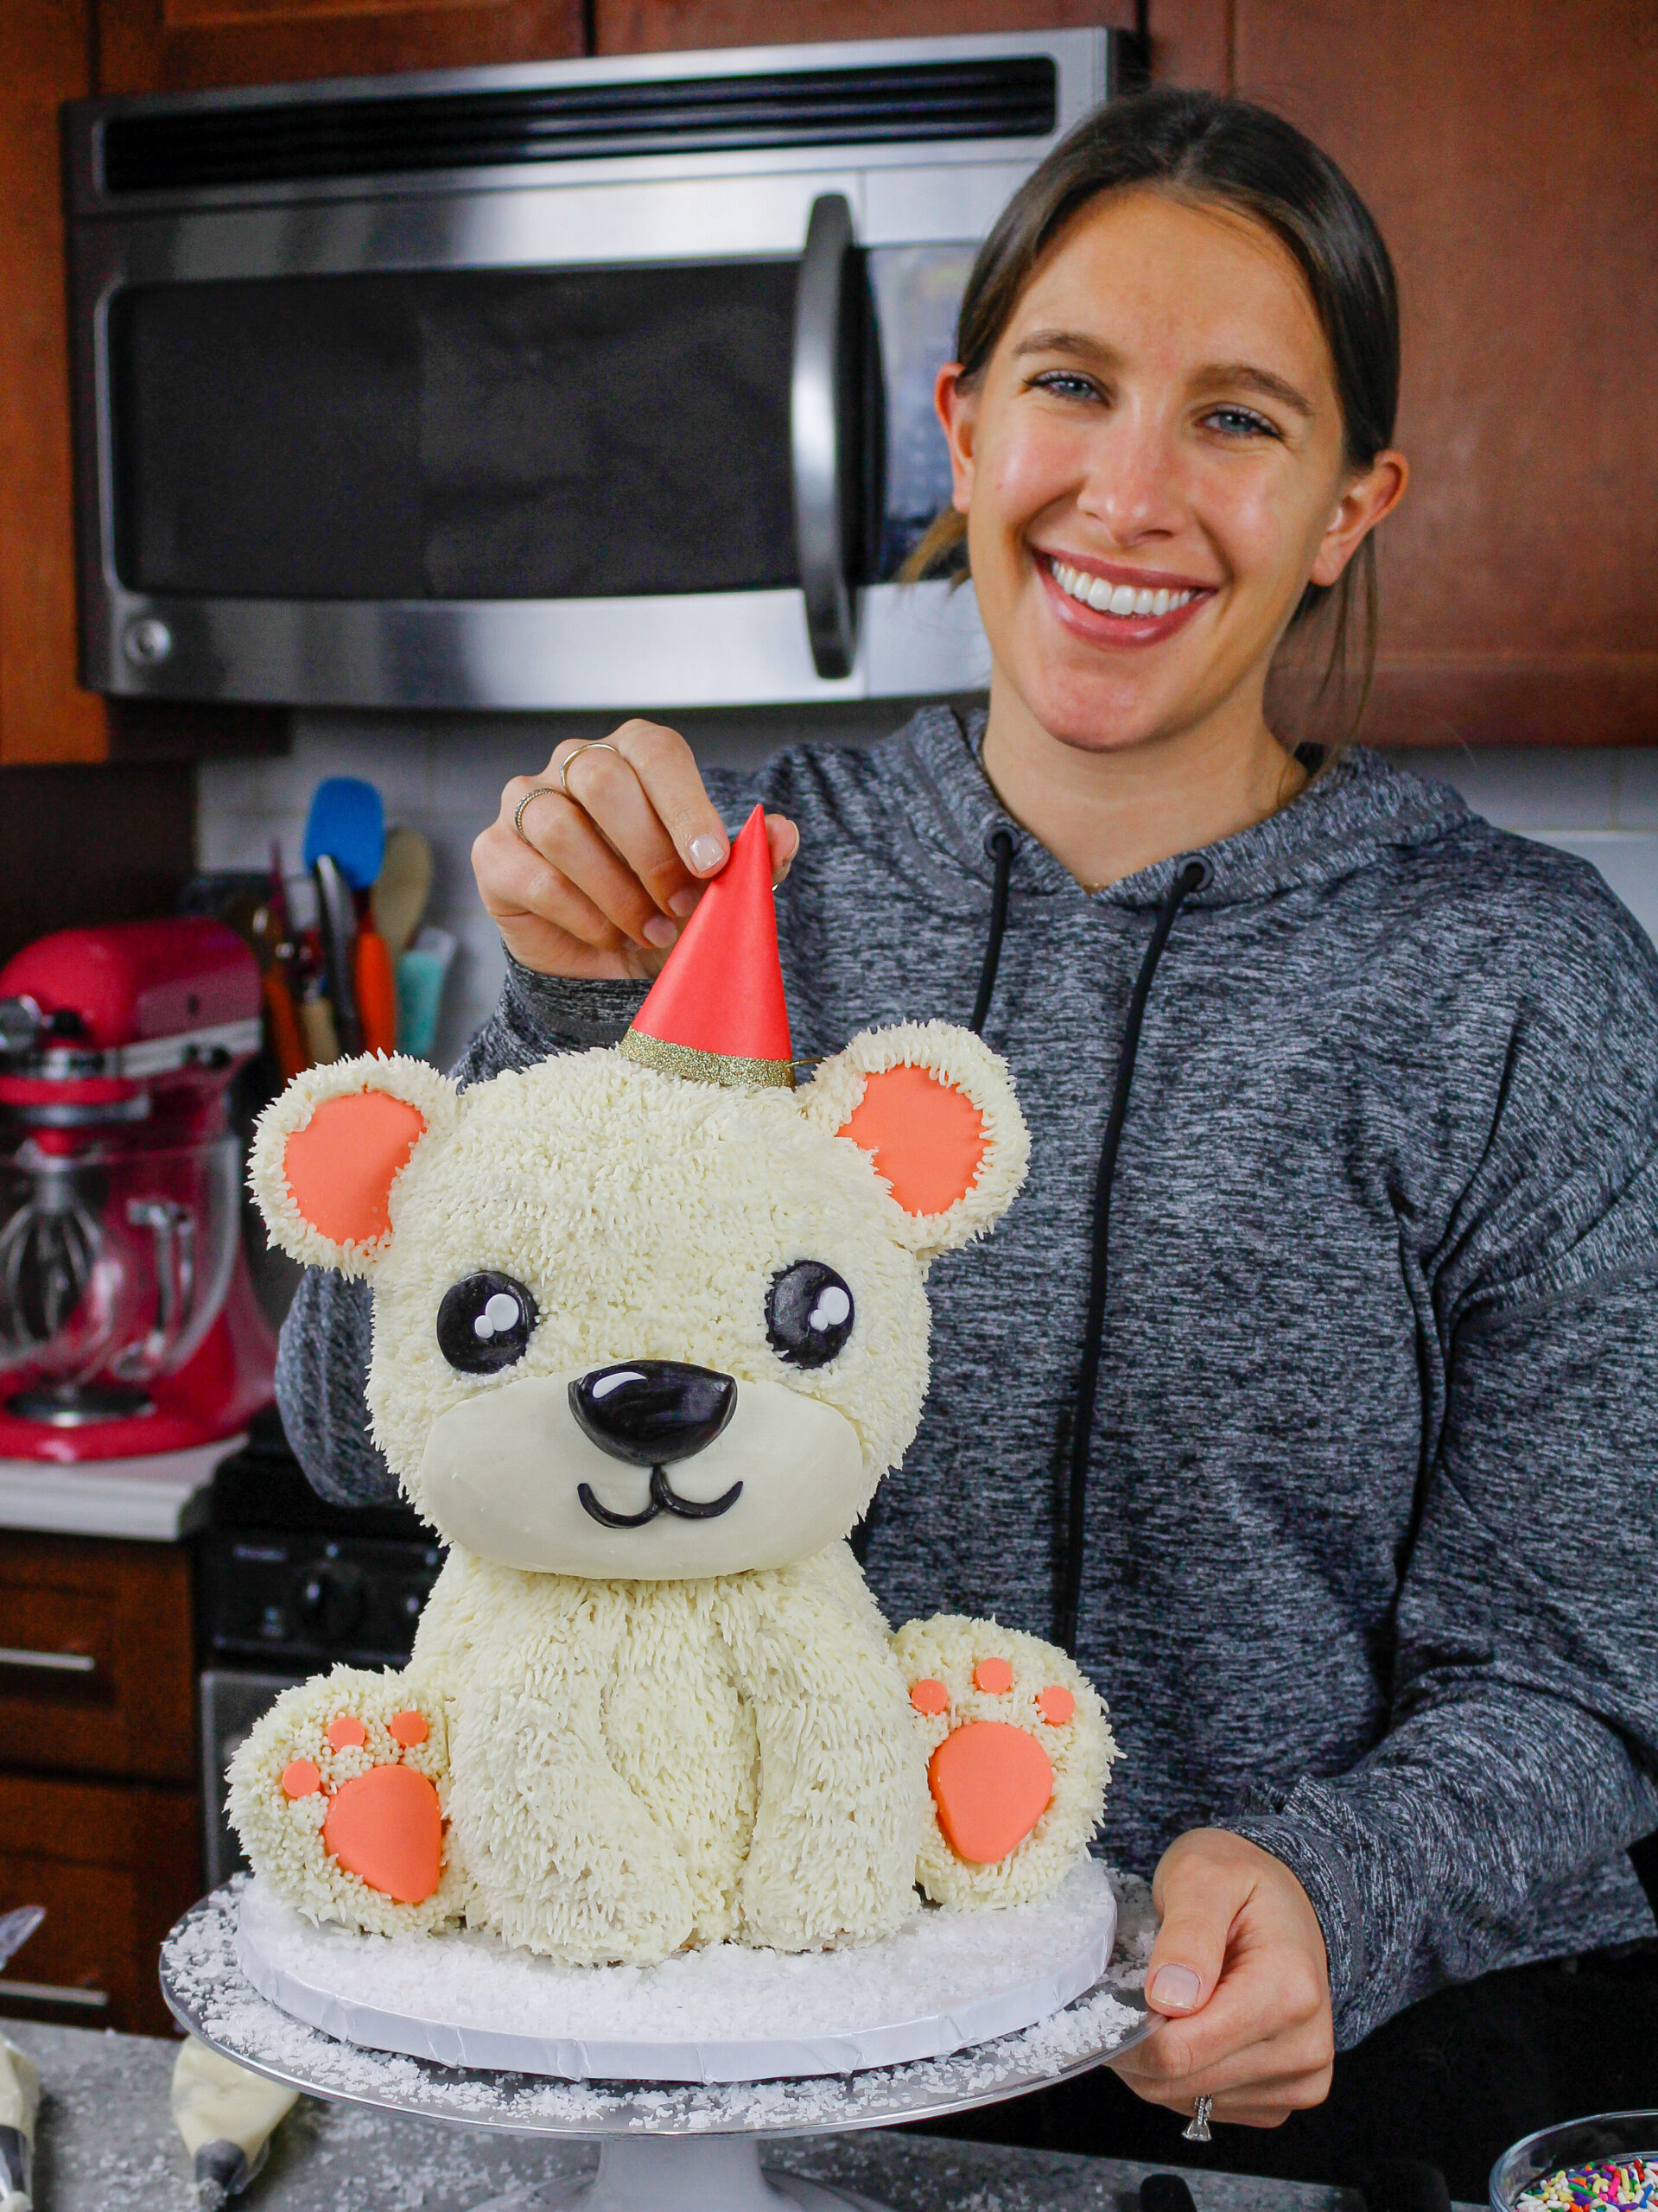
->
[1036,552,1216,646]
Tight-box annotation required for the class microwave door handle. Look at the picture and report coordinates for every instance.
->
[791,193,857,682]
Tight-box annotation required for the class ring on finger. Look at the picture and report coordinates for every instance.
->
[557,738,622,800]
[1183,2094,1214,2143]
[511,786,562,848]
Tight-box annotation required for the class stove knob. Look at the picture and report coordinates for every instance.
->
[293,1563,365,1644]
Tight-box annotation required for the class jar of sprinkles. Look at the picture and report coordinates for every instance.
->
[1493,2119,1658,2212]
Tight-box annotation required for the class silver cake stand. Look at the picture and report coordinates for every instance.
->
[160,1873,1158,2212]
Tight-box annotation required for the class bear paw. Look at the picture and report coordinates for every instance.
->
[895,1618,1117,1910]
[227,1667,466,1936]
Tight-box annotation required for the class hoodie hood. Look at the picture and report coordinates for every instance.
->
[893,703,1473,911]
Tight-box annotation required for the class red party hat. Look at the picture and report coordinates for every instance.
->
[619,805,794,1090]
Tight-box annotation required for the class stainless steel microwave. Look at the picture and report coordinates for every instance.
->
[64,31,1125,712]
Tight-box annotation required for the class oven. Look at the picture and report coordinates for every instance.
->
[197,1415,441,1888]
[64,30,1127,712]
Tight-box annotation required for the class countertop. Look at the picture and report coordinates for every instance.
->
[4,2024,1485,2212]
[0,1436,235,1541]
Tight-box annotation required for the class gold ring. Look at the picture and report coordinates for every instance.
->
[557,738,622,799]
[511,786,559,847]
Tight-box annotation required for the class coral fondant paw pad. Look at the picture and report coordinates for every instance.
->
[895,1615,1118,1910]
[322,1762,443,1902]
[227,1667,462,1937]
[929,1720,1052,1863]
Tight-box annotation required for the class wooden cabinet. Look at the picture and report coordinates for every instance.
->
[95,0,583,96]
[1232,0,1658,747]
[0,1532,200,2037]
[593,1,1135,56]
[0,1533,195,1783]
[0,0,106,767]
[0,1773,199,2037]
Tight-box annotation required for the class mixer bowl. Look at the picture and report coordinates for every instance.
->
[0,1133,241,1406]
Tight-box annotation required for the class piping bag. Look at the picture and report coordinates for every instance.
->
[0,2031,38,2212]
[0,1908,43,2212]
[170,2037,298,2209]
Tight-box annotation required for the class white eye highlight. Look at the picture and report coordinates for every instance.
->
[809,1285,852,1333]
[473,1291,523,1341]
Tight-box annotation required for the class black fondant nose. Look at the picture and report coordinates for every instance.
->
[569,1361,737,1467]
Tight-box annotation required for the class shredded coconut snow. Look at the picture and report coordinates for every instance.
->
[234,1859,1117,2082]
[162,1871,1153,2140]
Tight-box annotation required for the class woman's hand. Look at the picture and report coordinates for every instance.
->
[473,721,799,980]
[1109,1828,1335,2127]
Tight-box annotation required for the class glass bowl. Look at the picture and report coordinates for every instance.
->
[1491,2111,1658,2209]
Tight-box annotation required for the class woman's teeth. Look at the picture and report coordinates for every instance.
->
[1050,560,1198,619]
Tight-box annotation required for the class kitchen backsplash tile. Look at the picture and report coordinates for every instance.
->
[199,720,1658,1068]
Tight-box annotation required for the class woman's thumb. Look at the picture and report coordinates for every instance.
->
[1144,1852,1241,2016]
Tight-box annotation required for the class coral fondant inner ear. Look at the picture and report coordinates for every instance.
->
[283,1091,428,1247]
[838,1064,986,1217]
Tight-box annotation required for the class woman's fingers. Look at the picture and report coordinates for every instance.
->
[556,730,702,930]
[476,719,804,980]
[1109,1828,1335,2128]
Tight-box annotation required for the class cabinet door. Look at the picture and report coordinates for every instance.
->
[0,0,107,765]
[0,1771,199,2037]
[97,0,584,95]
[595,1,1134,54]
[0,1533,195,1783]
[1235,0,1658,747]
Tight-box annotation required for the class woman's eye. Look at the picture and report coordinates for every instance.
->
[1204,405,1279,440]
[435,1271,538,1374]
[1029,370,1101,402]
[766,1262,855,1370]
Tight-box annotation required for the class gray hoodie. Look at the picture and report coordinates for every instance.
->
[276,707,1658,2050]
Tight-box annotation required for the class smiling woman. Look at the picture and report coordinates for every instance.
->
[280,82,1658,2201]
[906,91,1407,891]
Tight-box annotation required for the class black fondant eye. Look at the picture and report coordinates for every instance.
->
[766,1261,855,1370]
[436,1272,537,1374]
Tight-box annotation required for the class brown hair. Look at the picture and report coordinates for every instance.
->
[903,86,1401,759]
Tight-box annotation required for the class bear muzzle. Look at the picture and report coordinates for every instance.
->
[569,1361,742,1528]
[413,1368,871,1578]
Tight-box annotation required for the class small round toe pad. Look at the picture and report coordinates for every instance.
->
[929,1720,1054,1865]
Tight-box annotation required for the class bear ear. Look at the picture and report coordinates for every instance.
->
[250,1054,459,1277]
[801,1021,1030,1258]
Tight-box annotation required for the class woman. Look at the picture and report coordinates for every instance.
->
[279,91,1658,2190]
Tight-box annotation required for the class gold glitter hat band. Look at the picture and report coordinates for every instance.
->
[619,1028,796,1090]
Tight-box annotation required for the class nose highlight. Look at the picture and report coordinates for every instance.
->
[569,1360,737,1467]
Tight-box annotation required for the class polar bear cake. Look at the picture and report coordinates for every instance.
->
[230,808,1117,1970]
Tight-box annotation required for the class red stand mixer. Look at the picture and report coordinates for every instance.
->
[0,917,276,1464]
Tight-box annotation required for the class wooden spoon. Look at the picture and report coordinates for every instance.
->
[372,826,434,959]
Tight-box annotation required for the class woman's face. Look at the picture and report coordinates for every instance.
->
[940,188,1403,757]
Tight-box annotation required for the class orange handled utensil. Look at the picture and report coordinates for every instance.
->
[354,925,398,1056]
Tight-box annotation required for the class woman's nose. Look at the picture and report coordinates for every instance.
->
[1077,413,1185,543]
[569,1359,737,1466]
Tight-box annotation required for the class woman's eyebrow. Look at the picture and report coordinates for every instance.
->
[1191,362,1316,419]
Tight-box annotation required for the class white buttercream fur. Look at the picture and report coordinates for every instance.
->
[238,1027,1116,1964]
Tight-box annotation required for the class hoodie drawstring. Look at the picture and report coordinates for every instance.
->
[1056,857,1208,1655]
[969,830,1017,1036]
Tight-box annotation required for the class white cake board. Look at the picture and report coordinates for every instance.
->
[235,1858,1117,2085]
[162,1873,1158,2212]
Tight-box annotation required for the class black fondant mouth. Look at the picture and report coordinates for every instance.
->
[578,1463,743,1529]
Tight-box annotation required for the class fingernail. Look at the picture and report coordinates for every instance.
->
[1149,1965,1202,2013]
[668,886,702,918]
[688,833,727,874]
[642,916,677,949]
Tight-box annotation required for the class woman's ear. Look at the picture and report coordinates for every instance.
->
[1309,447,1409,588]
[250,1054,459,1277]
[802,1021,1030,1261]
[935,362,978,518]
